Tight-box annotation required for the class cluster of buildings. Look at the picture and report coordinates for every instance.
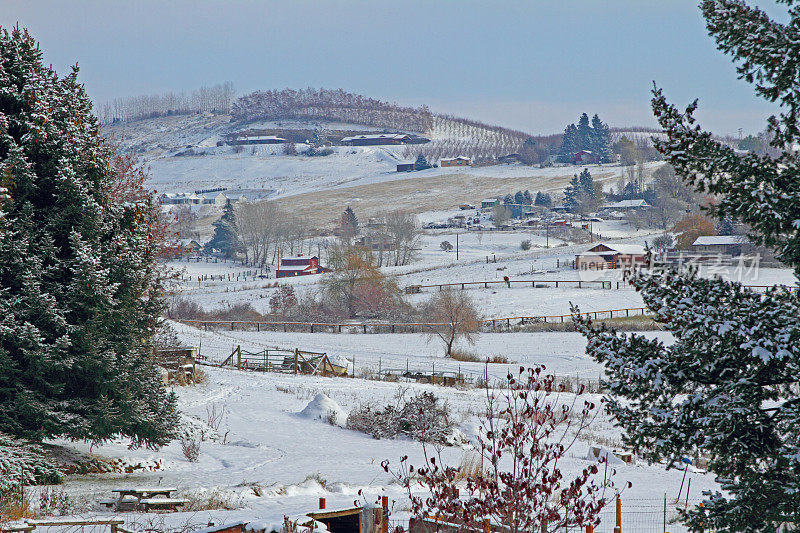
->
[159,189,248,206]
[396,156,472,172]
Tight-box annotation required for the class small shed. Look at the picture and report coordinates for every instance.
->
[576,243,647,270]
[481,198,499,209]
[396,163,415,172]
[156,347,198,384]
[572,150,599,164]
[690,235,747,256]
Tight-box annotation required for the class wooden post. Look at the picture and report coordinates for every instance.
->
[294,349,299,374]
[615,495,621,533]
[483,518,490,533]
[236,346,241,370]
[319,497,326,509]
[382,496,389,533]
[585,526,593,533]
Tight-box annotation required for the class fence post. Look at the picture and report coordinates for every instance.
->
[319,497,326,510]
[585,526,592,533]
[483,519,490,533]
[294,349,299,374]
[236,346,241,370]
[663,493,667,533]
[615,495,621,533]
[382,496,389,533]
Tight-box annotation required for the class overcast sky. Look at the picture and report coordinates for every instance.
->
[2,0,786,135]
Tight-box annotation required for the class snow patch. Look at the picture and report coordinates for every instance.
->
[299,394,348,427]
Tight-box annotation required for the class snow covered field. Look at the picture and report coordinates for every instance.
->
[49,339,718,533]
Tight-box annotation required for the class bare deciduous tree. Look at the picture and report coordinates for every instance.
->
[424,289,482,357]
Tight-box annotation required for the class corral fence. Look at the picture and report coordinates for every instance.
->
[177,307,653,335]
[198,345,605,392]
[405,279,796,295]
[203,346,349,377]
[407,279,623,293]
[405,496,714,533]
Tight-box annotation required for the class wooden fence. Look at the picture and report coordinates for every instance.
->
[178,307,652,334]
[410,279,620,291]
[209,346,348,376]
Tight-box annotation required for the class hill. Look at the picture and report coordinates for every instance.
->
[100,87,660,211]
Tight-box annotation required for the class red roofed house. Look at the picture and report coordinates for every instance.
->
[276,254,325,278]
[572,150,599,164]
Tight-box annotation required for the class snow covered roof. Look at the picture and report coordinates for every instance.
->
[237,135,287,142]
[340,133,410,142]
[581,243,646,256]
[281,255,318,261]
[603,199,650,209]
[277,264,316,272]
[692,235,746,246]
[441,156,471,161]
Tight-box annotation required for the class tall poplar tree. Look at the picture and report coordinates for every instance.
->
[575,2,800,531]
[0,28,177,447]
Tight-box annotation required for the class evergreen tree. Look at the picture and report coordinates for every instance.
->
[514,191,525,205]
[564,169,597,214]
[590,114,612,162]
[523,190,533,205]
[338,206,359,242]
[534,191,552,207]
[205,199,242,258]
[737,134,763,153]
[0,28,177,446]
[414,153,432,170]
[563,174,582,212]
[576,112,592,151]
[578,168,595,199]
[575,2,800,530]
[558,123,578,162]
[716,216,735,236]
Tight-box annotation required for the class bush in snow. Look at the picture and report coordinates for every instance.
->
[346,390,453,444]
[181,438,200,463]
[383,366,618,532]
[0,433,62,492]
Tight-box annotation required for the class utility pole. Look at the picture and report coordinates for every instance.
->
[456,232,459,260]
[546,223,549,248]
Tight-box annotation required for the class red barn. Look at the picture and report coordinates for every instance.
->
[572,150,599,164]
[276,254,325,278]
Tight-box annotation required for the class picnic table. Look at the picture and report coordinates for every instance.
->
[101,487,188,512]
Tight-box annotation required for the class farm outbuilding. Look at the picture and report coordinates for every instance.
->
[440,156,471,167]
[601,199,650,212]
[341,133,428,146]
[229,135,288,145]
[572,150,599,164]
[396,163,415,172]
[690,235,747,256]
[276,254,326,278]
[575,243,648,270]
